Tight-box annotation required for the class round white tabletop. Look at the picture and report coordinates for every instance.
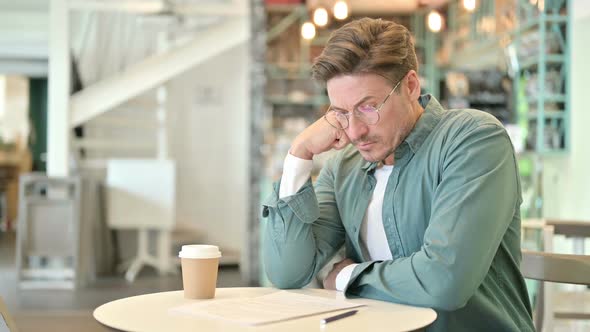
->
[94,287,436,332]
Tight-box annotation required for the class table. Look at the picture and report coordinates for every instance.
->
[94,287,437,332]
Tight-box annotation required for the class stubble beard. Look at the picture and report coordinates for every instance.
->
[357,138,395,163]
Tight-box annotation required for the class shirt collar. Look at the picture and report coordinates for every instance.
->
[361,94,444,172]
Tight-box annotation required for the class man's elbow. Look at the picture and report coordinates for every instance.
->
[431,295,470,311]
[263,257,315,289]
[429,285,472,311]
[265,267,311,289]
[268,276,305,289]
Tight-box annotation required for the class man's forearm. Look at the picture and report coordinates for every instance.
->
[262,181,323,288]
[262,156,345,289]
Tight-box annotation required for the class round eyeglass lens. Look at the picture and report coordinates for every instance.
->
[325,111,348,129]
[357,105,380,125]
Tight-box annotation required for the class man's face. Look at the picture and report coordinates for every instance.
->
[326,73,419,164]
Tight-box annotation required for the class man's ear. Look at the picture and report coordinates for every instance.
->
[405,70,421,99]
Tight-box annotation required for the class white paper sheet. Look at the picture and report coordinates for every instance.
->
[0,313,11,332]
[169,291,365,326]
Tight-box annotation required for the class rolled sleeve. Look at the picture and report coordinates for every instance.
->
[336,263,358,291]
[261,156,346,289]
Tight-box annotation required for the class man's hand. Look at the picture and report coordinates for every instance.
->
[290,116,350,160]
[323,258,356,290]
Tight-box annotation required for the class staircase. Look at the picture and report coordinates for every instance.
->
[64,3,249,278]
[69,9,248,168]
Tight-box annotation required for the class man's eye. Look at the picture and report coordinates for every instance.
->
[333,110,349,117]
[358,105,377,113]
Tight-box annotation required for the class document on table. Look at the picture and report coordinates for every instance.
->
[169,291,366,326]
[0,313,10,332]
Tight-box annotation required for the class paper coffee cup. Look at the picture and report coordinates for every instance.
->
[179,245,221,299]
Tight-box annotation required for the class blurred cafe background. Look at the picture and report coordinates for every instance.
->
[0,0,588,331]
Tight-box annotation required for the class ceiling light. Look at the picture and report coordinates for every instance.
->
[333,1,349,20]
[301,22,316,40]
[463,0,476,12]
[313,8,329,27]
[427,10,443,33]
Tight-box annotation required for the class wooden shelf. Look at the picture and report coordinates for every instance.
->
[526,111,566,120]
[513,14,568,35]
[520,54,565,71]
[527,94,567,104]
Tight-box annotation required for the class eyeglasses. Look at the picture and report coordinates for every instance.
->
[324,78,402,130]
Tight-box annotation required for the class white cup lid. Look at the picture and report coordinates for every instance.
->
[179,245,221,259]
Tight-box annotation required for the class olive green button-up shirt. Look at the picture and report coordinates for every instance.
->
[262,95,534,332]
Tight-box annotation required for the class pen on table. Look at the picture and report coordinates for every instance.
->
[320,309,358,325]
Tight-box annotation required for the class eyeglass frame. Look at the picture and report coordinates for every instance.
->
[323,76,403,130]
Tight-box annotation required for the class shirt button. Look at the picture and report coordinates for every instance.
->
[352,226,357,232]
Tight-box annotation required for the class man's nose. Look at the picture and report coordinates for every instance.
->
[346,115,369,142]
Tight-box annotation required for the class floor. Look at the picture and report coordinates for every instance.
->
[0,232,246,332]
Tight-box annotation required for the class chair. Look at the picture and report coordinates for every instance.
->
[521,220,590,332]
[16,173,81,289]
[106,159,177,282]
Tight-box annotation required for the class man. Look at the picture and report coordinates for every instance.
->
[261,18,534,331]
